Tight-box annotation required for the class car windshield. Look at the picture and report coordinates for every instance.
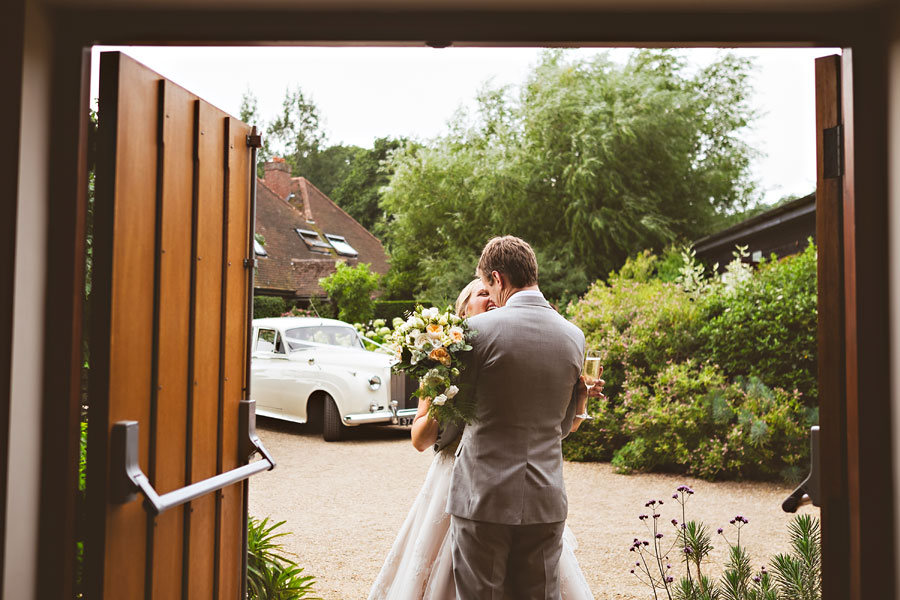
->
[284,326,364,351]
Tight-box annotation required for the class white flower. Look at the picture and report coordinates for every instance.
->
[426,323,444,339]
[438,313,448,325]
[445,385,459,399]
[432,394,447,406]
[448,326,465,343]
[415,317,426,329]
[423,307,439,320]
[414,333,432,351]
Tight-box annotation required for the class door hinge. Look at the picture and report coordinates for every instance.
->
[246,133,262,149]
[823,124,843,179]
[243,258,257,269]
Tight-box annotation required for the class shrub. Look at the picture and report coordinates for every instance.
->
[607,361,813,481]
[565,242,818,481]
[254,296,287,318]
[699,242,818,401]
[247,516,319,600]
[319,262,381,324]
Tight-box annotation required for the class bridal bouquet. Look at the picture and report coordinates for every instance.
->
[387,305,476,426]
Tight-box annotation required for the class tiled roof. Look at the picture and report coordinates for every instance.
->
[254,174,389,298]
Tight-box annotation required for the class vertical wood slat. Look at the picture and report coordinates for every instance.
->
[150,78,196,600]
[186,101,226,599]
[218,116,253,599]
[99,52,158,599]
[814,54,850,600]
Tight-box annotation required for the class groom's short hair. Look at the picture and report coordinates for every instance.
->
[478,236,538,288]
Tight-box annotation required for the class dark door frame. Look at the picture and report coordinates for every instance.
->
[33,5,895,599]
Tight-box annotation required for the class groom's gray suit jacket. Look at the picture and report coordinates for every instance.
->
[446,292,585,525]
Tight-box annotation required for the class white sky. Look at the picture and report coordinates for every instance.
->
[90,46,839,205]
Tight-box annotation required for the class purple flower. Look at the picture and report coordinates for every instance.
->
[653,514,661,519]
[656,533,664,539]
[643,541,650,546]
[630,569,635,574]
[645,500,657,507]
[683,547,692,554]
[671,519,678,526]
[639,514,649,520]
[753,576,761,584]
[666,564,672,569]
[730,519,736,525]
[666,576,674,583]
[717,528,724,534]
[672,494,679,499]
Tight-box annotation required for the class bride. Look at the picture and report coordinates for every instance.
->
[368,279,596,600]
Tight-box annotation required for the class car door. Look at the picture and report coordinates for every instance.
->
[251,327,298,418]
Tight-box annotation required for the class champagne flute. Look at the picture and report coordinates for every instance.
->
[578,350,603,420]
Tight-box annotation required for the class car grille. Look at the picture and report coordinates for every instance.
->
[390,372,419,410]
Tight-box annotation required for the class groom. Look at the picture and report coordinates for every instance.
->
[447,235,586,599]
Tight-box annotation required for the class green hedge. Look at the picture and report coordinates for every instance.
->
[564,242,818,481]
[374,300,418,321]
[253,295,286,318]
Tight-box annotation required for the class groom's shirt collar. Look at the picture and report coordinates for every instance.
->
[505,290,549,307]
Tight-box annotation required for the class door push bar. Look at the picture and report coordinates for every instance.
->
[111,399,276,516]
[782,425,820,512]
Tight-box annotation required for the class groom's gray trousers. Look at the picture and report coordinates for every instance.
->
[450,515,566,600]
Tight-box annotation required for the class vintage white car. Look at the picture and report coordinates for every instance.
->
[251,317,418,441]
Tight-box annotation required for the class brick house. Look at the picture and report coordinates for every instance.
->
[254,158,389,303]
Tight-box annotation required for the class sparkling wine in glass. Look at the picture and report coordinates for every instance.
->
[579,350,603,420]
[583,350,603,391]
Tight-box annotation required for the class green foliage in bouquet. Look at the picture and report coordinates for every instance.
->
[388,305,476,426]
[247,516,319,600]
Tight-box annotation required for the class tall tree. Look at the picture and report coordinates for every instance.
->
[330,137,406,231]
[379,49,760,304]
[267,86,326,177]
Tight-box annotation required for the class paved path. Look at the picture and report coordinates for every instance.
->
[249,419,819,599]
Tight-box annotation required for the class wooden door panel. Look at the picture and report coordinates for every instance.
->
[152,77,195,599]
[90,51,255,600]
[218,116,253,599]
[814,54,849,600]
[186,99,227,599]
[102,51,159,599]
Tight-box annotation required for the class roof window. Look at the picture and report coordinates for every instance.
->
[325,234,358,258]
[253,239,268,257]
[296,228,333,254]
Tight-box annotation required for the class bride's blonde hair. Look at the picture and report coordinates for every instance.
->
[454,279,482,317]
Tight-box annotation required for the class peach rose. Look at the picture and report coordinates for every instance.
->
[428,346,451,366]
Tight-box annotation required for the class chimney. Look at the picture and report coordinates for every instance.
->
[262,158,292,201]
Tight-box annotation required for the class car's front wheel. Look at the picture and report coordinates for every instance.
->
[322,394,344,442]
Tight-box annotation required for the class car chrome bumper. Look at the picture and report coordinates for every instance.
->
[343,407,418,425]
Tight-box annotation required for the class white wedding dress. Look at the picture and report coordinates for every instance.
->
[368,450,595,599]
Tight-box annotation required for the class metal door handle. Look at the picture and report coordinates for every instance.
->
[111,399,275,515]
[782,425,820,512]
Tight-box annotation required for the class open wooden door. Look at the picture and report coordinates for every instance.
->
[85,52,272,599]
[815,52,850,600]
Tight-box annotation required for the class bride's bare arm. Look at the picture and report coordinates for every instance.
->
[411,397,439,452]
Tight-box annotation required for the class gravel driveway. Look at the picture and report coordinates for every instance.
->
[249,418,819,599]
